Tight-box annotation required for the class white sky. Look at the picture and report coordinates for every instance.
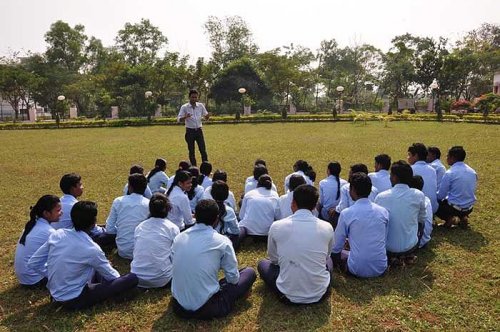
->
[0,0,499,62]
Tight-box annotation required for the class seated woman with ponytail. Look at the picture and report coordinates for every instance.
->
[211,180,243,249]
[167,170,195,230]
[239,175,280,242]
[318,162,348,221]
[146,158,170,194]
[202,169,238,212]
[186,166,205,213]
[284,160,315,192]
[14,195,61,288]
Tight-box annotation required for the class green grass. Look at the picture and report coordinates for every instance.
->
[0,122,498,331]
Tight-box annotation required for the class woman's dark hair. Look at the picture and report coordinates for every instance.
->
[328,162,342,200]
[198,161,212,185]
[211,180,229,234]
[19,195,60,245]
[178,160,191,171]
[253,165,269,180]
[130,164,144,175]
[289,174,306,191]
[147,158,167,182]
[59,173,81,195]
[167,170,192,196]
[212,169,227,182]
[294,160,314,182]
[257,174,273,190]
[149,193,172,218]
[71,201,98,232]
[187,166,200,200]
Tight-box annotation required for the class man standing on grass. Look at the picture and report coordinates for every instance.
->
[177,89,210,166]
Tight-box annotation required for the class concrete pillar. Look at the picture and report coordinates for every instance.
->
[111,106,119,119]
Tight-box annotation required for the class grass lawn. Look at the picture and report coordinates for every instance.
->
[0,121,498,331]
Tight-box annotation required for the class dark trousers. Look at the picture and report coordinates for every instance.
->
[257,258,333,304]
[185,128,208,166]
[173,267,256,320]
[387,242,419,259]
[21,277,48,289]
[435,199,473,221]
[59,273,138,310]
[91,233,117,252]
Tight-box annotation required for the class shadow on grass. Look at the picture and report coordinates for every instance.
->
[431,225,488,251]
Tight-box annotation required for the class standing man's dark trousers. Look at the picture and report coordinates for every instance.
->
[185,128,208,166]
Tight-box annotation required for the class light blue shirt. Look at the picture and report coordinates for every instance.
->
[419,197,433,248]
[202,186,238,212]
[105,193,150,259]
[189,185,205,213]
[239,187,280,236]
[53,195,77,230]
[335,183,379,213]
[171,223,240,311]
[168,186,195,230]
[437,162,477,209]
[14,218,55,285]
[412,161,438,213]
[368,170,392,193]
[374,184,426,253]
[28,228,120,301]
[123,183,153,199]
[177,102,208,129]
[199,176,213,190]
[131,217,180,288]
[244,177,278,195]
[215,205,240,236]
[332,199,388,278]
[147,171,170,194]
[319,175,348,219]
[430,159,446,189]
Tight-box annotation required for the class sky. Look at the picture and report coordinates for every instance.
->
[0,0,499,63]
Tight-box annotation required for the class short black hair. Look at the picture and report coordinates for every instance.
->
[254,158,266,166]
[130,164,144,175]
[200,161,212,176]
[375,154,391,170]
[390,160,413,185]
[253,164,268,180]
[189,89,199,97]
[350,173,372,198]
[448,146,466,162]
[293,184,319,210]
[213,169,227,182]
[149,193,171,218]
[71,201,98,232]
[289,174,306,191]
[410,175,424,191]
[428,146,441,159]
[60,173,81,194]
[408,143,428,161]
[195,199,219,226]
[350,163,369,175]
[128,173,148,195]
[211,180,229,201]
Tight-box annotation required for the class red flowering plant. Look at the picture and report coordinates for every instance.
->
[451,99,471,110]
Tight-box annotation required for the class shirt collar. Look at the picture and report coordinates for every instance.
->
[38,217,50,225]
[354,198,370,205]
[415,161,427,165]
[393,183,410,190]
[451,161,465,168]
[62,194,78,202]
[378,169,389,174]
[292,209,315,218]
[190,223,214,232]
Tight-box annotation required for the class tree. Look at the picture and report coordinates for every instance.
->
[44,20,88,72]
[115,19,168,66]
[0,62,39,121]
[204,16,258,69]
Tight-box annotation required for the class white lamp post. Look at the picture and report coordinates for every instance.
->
[336,86,344,115]
[430,79,441,119]
[237,88,246,120]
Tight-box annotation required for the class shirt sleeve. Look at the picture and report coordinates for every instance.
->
[90,247,120,280]
[27,240,50,276]
[201,104,208,116]
[239,196,248,220]
[105,199,119,234]
[182,197,194,226]
[145,186,153,199]
[335,186,349,213]
[224,208,240,235]
[228,192,237,212]
[332,212,348,254]
[267,226,279,264]
[177,105,186,122]
[221,241,240,284]
[417,193,427,226]
[437,172,451,200]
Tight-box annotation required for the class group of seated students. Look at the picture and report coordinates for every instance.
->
[14,143,477,319]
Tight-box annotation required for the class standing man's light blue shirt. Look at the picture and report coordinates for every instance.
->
[411,161,438,213]
[368,170,392,193]
[177,102,208,129]
[105,193,150,259]
[171,223,240,311]
[336,183,379,213]
[319,175,348,219]
[53,195,78,230]
[333,199,389,278]
[14,218,55,285]
[28,228,120,301]
[430,159,446,189]
[374,184,426,253]
[437,162,477,209]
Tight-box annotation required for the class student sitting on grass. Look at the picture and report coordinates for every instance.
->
[244,158,267,189]
[436,146,477,229]
[408,143,438,214]
[28,201,138,310]
[410,175,433,248]
[198,161,213,189]
[318,162,347,222]
[171,199,256,319]
[426,146,447,189]
[146,158,170,194]
[166,160,191,189]
[131,193,180,289]
[103,174,150,259]
[123,164,153,199]
[284,160,315,192]
[332,173,389,278]
[374,161,426,266]
[202,170,237,212]
[54,173,83,230]
[15,195,61,288]
[211,180,242,249]
[167,170,195,230]
[368,154,392,193]
[258,185,334,304]
[278,174,306,219]
[244,164,278,194]
[186,166,205,213]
